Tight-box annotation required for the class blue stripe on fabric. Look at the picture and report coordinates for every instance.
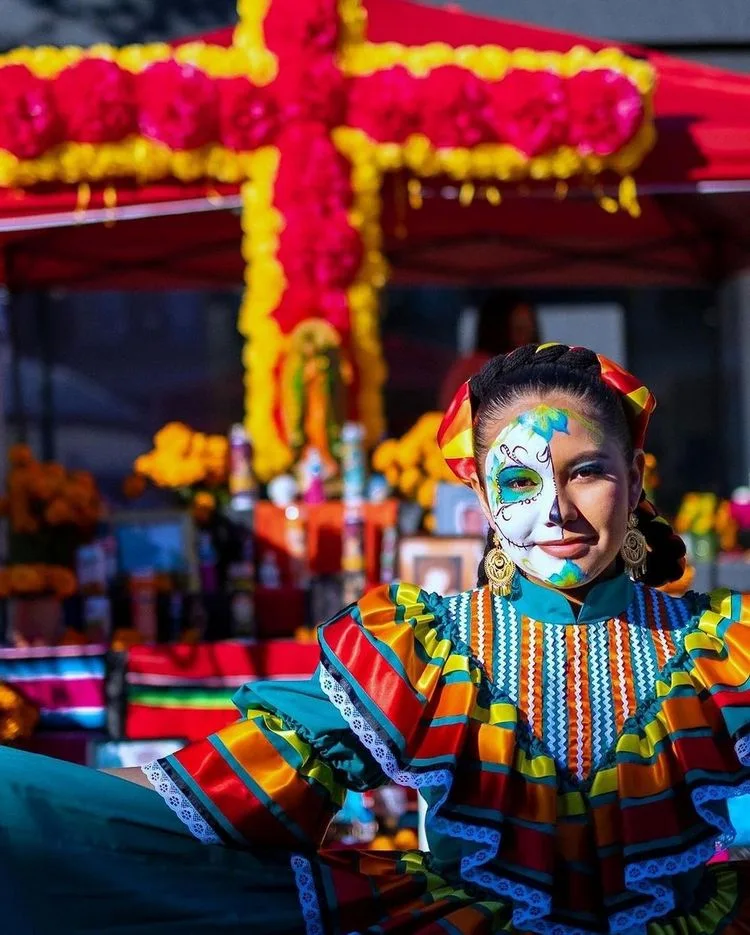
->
[0,657,105,679]
[587,619,615,769]
[495,858,552,886]
[39,710,105,729]
[626,615,650,707]
[622,823,709,858]
[542,622,568,771]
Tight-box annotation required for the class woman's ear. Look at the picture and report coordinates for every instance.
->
[469,474,495,529]
[629,450,646,510]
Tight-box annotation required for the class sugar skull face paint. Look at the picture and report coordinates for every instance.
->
[484,405,591,588]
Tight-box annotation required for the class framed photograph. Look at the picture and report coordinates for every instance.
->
[398,536,484,596]
[434,483,489,537]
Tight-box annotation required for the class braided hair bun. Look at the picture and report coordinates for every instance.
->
[634,493,687,587]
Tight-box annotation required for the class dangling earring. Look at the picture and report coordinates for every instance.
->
[485,533,516,597]
[620,512,648,580]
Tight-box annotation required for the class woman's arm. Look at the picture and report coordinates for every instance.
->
[100,766,155,788]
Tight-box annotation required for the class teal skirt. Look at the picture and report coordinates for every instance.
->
[0,746,305,935]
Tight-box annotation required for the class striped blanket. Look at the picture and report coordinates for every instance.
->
[0,645,107,730]
[125,640,318,741]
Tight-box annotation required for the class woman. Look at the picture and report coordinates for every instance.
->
[2,342,749,935]
[438,294,539,410]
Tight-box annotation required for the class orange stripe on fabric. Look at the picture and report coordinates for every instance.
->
[619,618,637,719]
[468,589,481,663]
[218,717,336,843]
[518,614,531,724]
[481,587,494,681]
[609,616,633,734]
[566,625,592,781]
[175,735,301,847]
[647,595,671,670]
[529,618,544,737]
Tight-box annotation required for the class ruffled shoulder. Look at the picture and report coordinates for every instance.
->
[317,583,483,784]
[685,587,750,765]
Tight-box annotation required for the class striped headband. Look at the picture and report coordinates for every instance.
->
[437,345,656,487]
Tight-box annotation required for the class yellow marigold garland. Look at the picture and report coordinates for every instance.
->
[238,147,292,481]
[0,0,657,478]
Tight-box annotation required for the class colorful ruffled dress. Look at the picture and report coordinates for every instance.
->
[2,573,750,935]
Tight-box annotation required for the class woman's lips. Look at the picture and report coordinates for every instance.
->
[536,539,594,559]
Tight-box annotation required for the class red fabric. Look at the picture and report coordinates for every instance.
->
[125,705,236,741]
[127,639,318,681]
[2,0,750,287]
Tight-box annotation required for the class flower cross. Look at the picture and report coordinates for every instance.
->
[0,0,656,478]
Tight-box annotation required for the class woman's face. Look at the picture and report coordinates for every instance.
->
[474,393,644,590]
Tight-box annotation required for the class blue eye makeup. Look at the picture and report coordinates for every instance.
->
[495,466,543,504]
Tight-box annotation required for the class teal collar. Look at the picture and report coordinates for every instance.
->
[511,571,635,624]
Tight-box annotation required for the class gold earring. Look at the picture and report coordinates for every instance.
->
[620,512,648,580]
[485,533,516,597]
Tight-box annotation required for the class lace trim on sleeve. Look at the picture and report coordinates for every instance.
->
[142,760,222,845]
[319,665,451,791]
[291,855,325,935]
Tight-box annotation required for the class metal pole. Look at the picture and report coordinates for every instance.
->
[36,292,55,462]
[7,290,26,445]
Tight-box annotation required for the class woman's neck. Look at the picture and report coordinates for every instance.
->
[523,561,622,613]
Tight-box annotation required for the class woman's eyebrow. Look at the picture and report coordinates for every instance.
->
[561,449,612,467]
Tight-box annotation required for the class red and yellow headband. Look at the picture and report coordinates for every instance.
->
[437,345,656,487]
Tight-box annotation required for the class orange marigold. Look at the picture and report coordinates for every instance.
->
[10,564,45,595]
[192,490,216,526]
[46,566,78,600]
[122,473,147,500]
[8,444,33,468]
[45,498,75,526]
[69,469,96,491]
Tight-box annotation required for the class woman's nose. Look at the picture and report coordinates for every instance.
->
[547,489,577,526]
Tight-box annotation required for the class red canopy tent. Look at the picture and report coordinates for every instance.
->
[1,0,750,292]
[2,0,750,482]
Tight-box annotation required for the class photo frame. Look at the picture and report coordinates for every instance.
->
[434,483,489,537]
[398,536,485,596]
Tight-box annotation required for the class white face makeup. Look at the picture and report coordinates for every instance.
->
[484,405,587,588]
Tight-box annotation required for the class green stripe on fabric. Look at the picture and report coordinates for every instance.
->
[128,688,236,709]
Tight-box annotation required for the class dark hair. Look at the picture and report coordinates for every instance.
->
[472,343,686,589]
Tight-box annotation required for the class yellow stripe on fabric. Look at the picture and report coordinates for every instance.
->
[654,669,693,698]
[488,701,518,725]
[515,746,557,780]
[443,654,476,679]
[615,717,668,759]
[224,711,343,805]
[590,765,618,797]
[558,790,587,818]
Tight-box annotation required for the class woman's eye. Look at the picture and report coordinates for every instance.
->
[508,477,535,489]
[497,467,542,503]
[573,463,605,479]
